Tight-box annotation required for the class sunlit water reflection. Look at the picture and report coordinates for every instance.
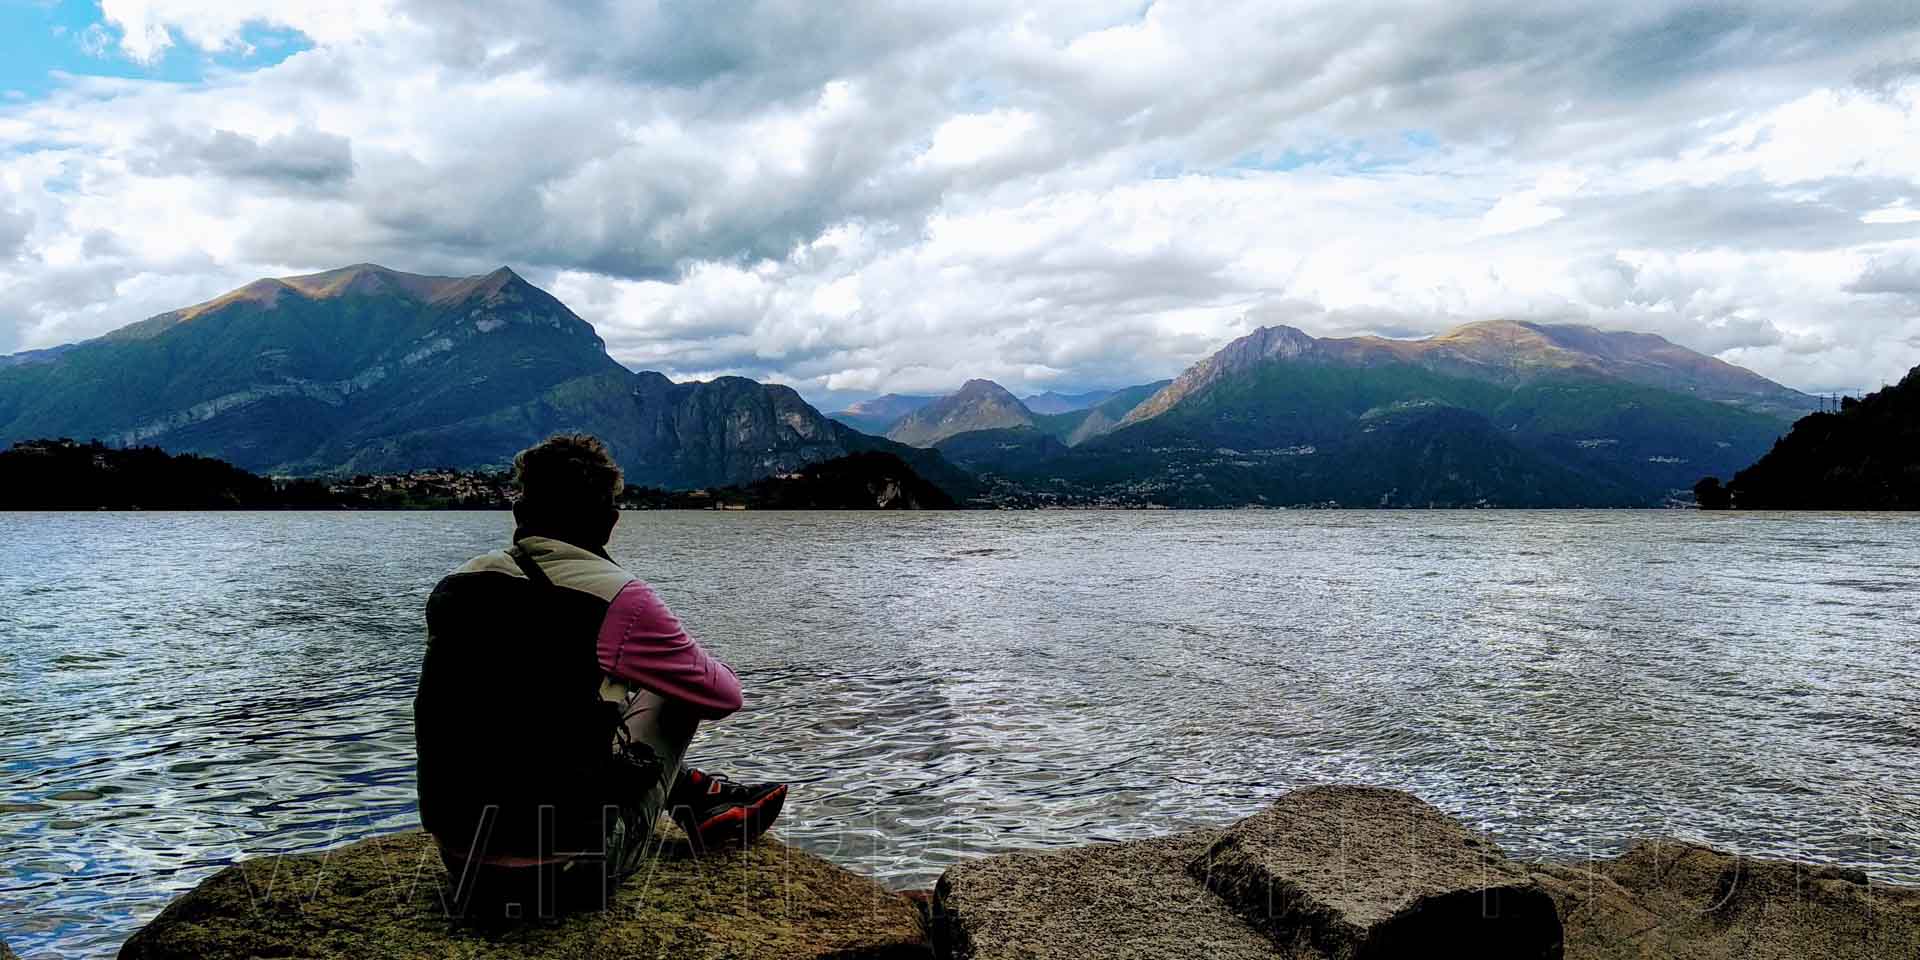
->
[2,510,1916,957]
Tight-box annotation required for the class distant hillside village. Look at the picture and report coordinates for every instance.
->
[0,439,952,511]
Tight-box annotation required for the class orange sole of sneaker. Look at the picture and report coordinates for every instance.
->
[688,784,787,852]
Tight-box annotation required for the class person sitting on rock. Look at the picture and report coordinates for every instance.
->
[414,432,787,919]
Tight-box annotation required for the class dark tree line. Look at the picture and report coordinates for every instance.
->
[1,440,957,511]
[0,439,329,509]
[623,452,956,510]
[1695,366,1919,510]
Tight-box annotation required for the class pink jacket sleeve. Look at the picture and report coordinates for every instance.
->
[597,580,743,719]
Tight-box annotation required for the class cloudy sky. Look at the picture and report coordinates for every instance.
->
[2,1,1918,404]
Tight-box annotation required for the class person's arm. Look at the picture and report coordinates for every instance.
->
[597,580,743,719]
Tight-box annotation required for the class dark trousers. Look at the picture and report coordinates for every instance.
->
[440,685,700,921]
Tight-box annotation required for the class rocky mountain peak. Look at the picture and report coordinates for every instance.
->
[1121,325,1320,426]
[1216,325,1317,368]
[955,378,1019,401]
[885,378,1036,448]
[1123,316,1815,430]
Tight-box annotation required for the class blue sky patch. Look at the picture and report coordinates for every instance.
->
[0,1,309,100]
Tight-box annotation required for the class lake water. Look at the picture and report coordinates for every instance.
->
[1,510,1917,957]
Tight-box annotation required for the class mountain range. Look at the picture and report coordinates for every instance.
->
[0,264,969,495]
[0,263,1821,507]
[827,384,1154,436]
[828,393,938,436]
[862,321,1816,507]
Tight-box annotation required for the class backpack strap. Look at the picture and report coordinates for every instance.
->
[509,544,659,835]
[506,542,555,590]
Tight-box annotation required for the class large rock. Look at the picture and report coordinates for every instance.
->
[931,830,1278,959]
[119,828,930,959]
[1532,839,1920,959]
[1188,786,1563,959]
[1,936,17,959]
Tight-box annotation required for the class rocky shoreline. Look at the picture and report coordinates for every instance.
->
[108,786,1917,960]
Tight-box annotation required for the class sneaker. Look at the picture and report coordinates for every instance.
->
[668,768,787,853]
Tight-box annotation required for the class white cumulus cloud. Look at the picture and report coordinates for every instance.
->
[0,0,1917,396]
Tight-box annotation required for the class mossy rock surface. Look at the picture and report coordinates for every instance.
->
[933,829,1280,959]
[118,827,931,959]
[1534,839,1920,960]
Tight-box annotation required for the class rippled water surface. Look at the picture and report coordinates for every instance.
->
[2,510,1918,957]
